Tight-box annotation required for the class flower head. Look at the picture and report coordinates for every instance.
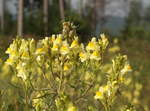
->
[90,51,101,60]
[98,34,109,50]
[94,85,109,100]
[54,34,63,45]
[79,52,89,62]
[70,37,79,48]
[60,41,70,55]
[94,91,103,100]
[121,64,132,74]
[21,51,30,59]
[5,58,14,65]
[36,47,47,54]
[86,37,99,51]
[52,44,59,52]
[64,65,69,71]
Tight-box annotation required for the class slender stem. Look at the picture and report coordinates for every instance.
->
[100,100,110,111]
[58,63,64,93]
[40,65,53,89]
[24,83,29,111]
[75,82,94,103]
[104,100,110,111]
[33,92,56,99]
[57,56,66,94]
[104,105,109,111]
[15,99,19,111]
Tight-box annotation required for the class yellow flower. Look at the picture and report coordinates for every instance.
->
[94,91,103,100]
[21,51,30,59]
[70,37,79,48]
[6,42,18,54]
[54,34,62,45]
[6,47,19,58]
[36,55,44,65]
[90,51,101,60]
[121,64,132,74]
[60,41,69,55]
[100,33,108,43]
[70,40,79,48]
[86,37,99,51]
[119,77,125,82]
[112,81,118,86]
[79,52,89,62]
[98,34,109,49]
[60,45,69,55]
[99,85,108,92]
[36,47,47,54]
[16,62,28,80]
[52,44,59,52]
[5,48,11,54]
[17,70,27,81]
[95,85,110,100]
[5,58,14,65]
[64,65,69,71]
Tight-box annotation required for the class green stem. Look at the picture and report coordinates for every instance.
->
[105,101,110,111]
[103,103,109,111]
[58,63,64,94]
[100,100,110,111]
[24,83,29,111]
[58,55,67,94]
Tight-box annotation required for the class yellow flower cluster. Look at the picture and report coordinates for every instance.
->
[4,22,133,111]
[50,34,80,55]
[79,34,108,62]
[5,38,36,80]
[95,54,132,111]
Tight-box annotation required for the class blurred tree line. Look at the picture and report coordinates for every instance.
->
[0,0,150,40]
[0,0,93,40]
[122,0,150,40]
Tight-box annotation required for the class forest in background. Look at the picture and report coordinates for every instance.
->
[0,0,150,39]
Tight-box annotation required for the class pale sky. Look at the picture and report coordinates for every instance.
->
[71,0,150,17]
